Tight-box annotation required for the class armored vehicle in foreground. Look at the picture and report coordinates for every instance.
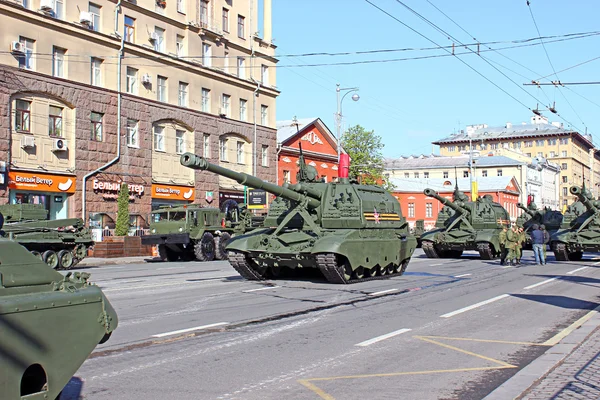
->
[180,150,417,284]
[551,185,600,261]
[420,189,510,259]
[516,202,563,248]
[0,204,94,269]
[0,212,117,400]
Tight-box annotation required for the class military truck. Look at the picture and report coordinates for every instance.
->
[516,202,563,248]
[411,219,425,248]
[0,203,94,269]
[180,148,417,284]
[0,212,118,400]
[420,189,510,259]
[142,204,246,262]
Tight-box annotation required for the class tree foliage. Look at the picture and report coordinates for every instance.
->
[115,182,130,236]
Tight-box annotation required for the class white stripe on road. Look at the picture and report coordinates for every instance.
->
[368,289,398,296]
[454,273,471,278]
[502,265,513,269]
[152,322,229,338]
[355,328,412,347]
[567,266,589,275]
[524,278,557,290]
[441,294,510,318]
[243,286,280,293]
[430,263,443,266]
[103,277,229,292]
[158,266,186,270]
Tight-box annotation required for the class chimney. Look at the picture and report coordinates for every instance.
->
[506,122,512,129]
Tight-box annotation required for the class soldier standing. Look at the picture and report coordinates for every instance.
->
[540,224,549,264]
[499,225,508,265]
[505,224,519,266]
[516,226,526,265]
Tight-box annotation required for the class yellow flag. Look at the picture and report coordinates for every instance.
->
[471,181,478,201]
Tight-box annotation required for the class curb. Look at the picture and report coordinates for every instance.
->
[483,309,600,400]
[77,257,158,267]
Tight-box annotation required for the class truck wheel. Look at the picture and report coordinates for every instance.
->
[194,232,215,261]
[57,249,74,269]
[214,232,231,260]
[42,250,59,269]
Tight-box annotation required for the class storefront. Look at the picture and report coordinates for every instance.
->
[219,190,245,207]
[151,183,195,211]
[7,171,76,220]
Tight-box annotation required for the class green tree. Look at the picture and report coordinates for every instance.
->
[115,182,130,236]
[341,125,394,190]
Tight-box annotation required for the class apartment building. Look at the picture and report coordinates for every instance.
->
[432,116,600,206]
[0,0,279,228]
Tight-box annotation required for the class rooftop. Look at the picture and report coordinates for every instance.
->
[276,117,319,144]
[384,155,524,170]
[391,176,519,193]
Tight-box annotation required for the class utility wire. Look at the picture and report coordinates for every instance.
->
[535,55,600,82]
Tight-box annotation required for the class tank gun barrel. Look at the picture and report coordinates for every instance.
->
[181,153,321,209]
[287,183,322,200]
[570,186,598,213]
[517,203,536,217]
[424,188,469,214]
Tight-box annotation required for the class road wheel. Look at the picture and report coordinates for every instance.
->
[42,250,59,269]
[30,251,43,261]
[214,232,232,260]
[57,249,74,269]
[75,244,88,260]
[194,232,215,261]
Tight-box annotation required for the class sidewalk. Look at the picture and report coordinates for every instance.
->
[484,306,600,400]
[77,256,159,267]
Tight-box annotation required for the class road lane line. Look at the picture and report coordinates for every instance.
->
[523,278,557,290]
[152,322,229,338]
[355,328,412,347]
[567,266,589,275]
[368,288,398,296]
[430,263,443,266]
[158,266,186,270]
[454,273,471,278]
[441,294,509,318]
[243,286,279,293]
[502,265,513,269]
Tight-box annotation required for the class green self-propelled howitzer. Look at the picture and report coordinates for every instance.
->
[516,202,562,248]
[551,185,600,261]
[420,188,510,259]
[0,212,117,399]
[180,151,416,284]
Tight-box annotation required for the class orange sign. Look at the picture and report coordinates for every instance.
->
[8,171,76,194]
[151,184,195,201]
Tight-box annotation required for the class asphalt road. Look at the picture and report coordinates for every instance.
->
[60,249,600,400]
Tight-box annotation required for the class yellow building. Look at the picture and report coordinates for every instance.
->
[432,117,600,207]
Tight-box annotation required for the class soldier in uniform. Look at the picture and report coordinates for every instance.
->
[505,224,519,266]
[516,226,526,265]
[499,225,508,265]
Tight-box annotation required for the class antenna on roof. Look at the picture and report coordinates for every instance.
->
[454,167,458,190]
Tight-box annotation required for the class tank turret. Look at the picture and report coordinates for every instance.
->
[517,202,536,218]
[424,188,470,215]
[570,186,598,213]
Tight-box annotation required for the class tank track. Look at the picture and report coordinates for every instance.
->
[316,253,409,284]
[422,241,440,258]
[553,242,569,261]
[228,251,265,280]
[477,242,496,260]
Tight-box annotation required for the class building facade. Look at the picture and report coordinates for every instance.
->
[432,116,600,206]
[0,0,279,229]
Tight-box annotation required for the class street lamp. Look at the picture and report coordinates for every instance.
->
[336,83,360,162]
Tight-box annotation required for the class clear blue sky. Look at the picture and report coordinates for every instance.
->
[271,0,600,158]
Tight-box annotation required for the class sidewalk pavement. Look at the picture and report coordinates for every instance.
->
[77,256,158,267]
[485,306,600,400]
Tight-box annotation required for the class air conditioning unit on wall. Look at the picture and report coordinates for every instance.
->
[218,107,227,117]
[141,73,152,84]
[40,0,55,11]
[79,11,93,26]
[20,136,35,148]
[52,138,68,152]
[10,41,24,53]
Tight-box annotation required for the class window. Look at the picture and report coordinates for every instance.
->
[458,145,466,151]
[549,151,556,157]
[126,67,138,94]
[48,106,63,137]
[561,150,567,157]
[202,43,211,67]
[561,163,568,170]
[52,47,65,78]
[448,146,455,152]
[548,138,557,145]
[513,141,521,149]
[239,99,247,121]
[563,199,568,206]
[223,51,229,73]
[262,145,268,167]
[177,0,184,13]
[219,138,227,161]
[154,27,165,52]
[237,15,245,38]
[89,3,101,31]
[178,82,188,107]
[502,143,509,149]
[200,0,208,27]
[222,8,229,32]
[157,76,167,102]
[53,0,64,19]
[560,138,569,145]
[124,16,135,42]
[490,143,499,150]
[426,203,432,218]
[563,187,568,196]
[22,0,28,9]
[497,169,503,177]
[480,143,488,150]
[203,134,210,157]
[414,172,419,179]
[90,112,103,141]
[176,35,184,57]
[525,141,533,147]
[261,64,269,85]
[18,37,34,70]
[537,152,544,157]
[562,176,568,183]
[91,57,102,86]
[283,170,290,183]
[482,170,488,177]
[126,119,139,147]
[15,100,31,132]
[176,130,185,154]
[424,172,429,179]
[154,126,165,151]
[526,153,531,157]
[221,94,230,117]
[236,141,244,164]
[443,171,448,179]
[536,140,544,146]
[463,170,469,178]
[408,203,415,218]
[237,57,245,78]
[260,105,268,125]
[201,88,210,112]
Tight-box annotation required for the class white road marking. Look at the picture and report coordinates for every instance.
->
[454,273,471,278]
[441,294,510,318]
[524,278,557,290]
[502,265,513,269]
[430,263,443,266]
[594,260,600,265]
[243,286,280,293]
[152,322,229,338]
[158,266,186,270]
[544,305,600,345]
[102,277,229,292]
[355,328,412,347]
[567,266,589,275]
[368,288,398,296]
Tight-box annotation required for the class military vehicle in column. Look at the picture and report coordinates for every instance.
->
[551,185,600,261]
[0,203,94,269]
[516,202,563,248]
[180,147,417,284]
[411,219,425,248]
[0,212,118,400]
[420,189,510,259]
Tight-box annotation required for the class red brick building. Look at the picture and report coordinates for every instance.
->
[276,118,341,185]
[392,177,521,230]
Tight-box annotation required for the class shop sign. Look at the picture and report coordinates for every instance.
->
[151,183,194,201]
[8,171,76,193]
[247,189,267,209]
[93,179,145,201]
[219,191,245,205]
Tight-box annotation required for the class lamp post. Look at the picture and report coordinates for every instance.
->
[336,83,360,162]
[468,132,474,200]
